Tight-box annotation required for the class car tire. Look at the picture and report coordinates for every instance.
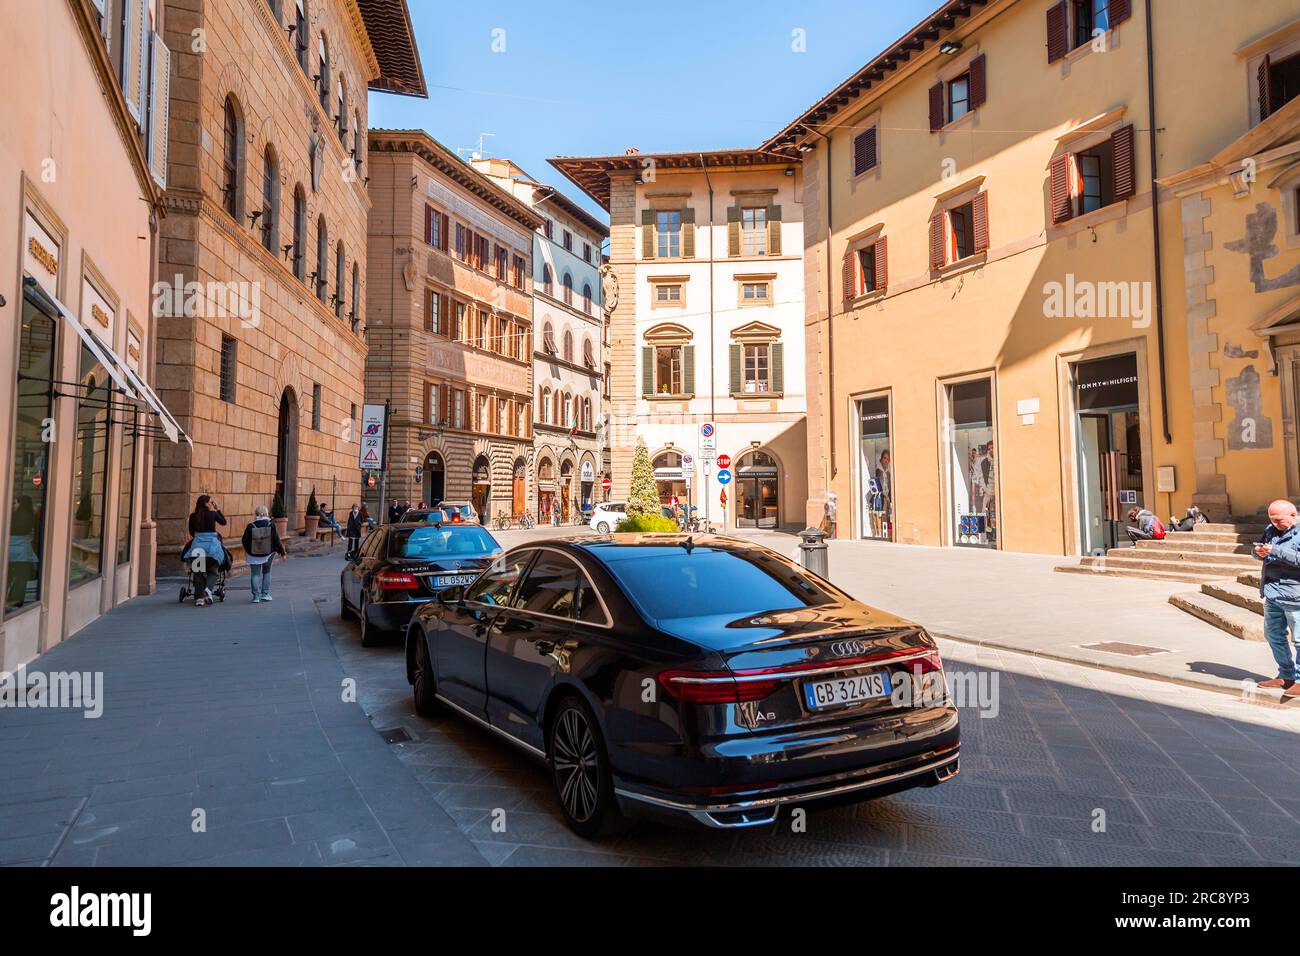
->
[411,627,440,718]
[547,695,623,839]
[339,581,352,620]
[596,522,609,534]
[359,594,385,648]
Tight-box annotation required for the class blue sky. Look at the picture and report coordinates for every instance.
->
[367,0,941,221]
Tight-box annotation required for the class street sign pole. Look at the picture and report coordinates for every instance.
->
[377,399,390,524]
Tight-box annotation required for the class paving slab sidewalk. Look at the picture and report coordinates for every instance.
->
[0,555,486,866]
[745,532,1289,700]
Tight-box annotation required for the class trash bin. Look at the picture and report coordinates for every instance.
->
[798,527,829,578]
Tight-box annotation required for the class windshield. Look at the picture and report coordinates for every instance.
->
[601,547,842,621]
[389,525,498,559]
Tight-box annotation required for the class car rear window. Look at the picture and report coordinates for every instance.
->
[389,525,498,559]
[601,547,841,621]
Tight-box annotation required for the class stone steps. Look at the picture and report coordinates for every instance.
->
[1136,538,1253,555]
[1095,549,1256,572]
[1055,561,1232,585]
[1168,591,1266,642]
[1200,579,1264,615]
[1064,554,1247,582]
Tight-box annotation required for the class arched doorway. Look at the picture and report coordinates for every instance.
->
[736,450,780,529]
[423,451,445,506]
[512,459,527,518]
[653,450,686,506]
[559,460,574,522]
[276,389,299,524]
[471,455,491,522]
[536,456,555,522]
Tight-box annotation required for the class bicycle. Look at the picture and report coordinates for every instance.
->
[518,512,536,529]
[493,513,512,531]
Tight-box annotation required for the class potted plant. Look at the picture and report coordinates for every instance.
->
[304,487,320,537]
[271,490,288,538]
[73,491,92,539]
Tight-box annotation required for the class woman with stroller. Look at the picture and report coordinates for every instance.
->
[241,505,287,603]
[184,495,227,607]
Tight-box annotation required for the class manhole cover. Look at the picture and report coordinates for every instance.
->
[1079,641,1170,657]
[378,727,412,744]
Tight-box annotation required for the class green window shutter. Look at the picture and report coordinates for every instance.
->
[727,207,741,257]
[771,342,785,394]
[682,344,695,396]
[681,207,695,258]
[642,346,654,396]
[767,205,782,256]
[641,208,655,260]
[729,343,742,394]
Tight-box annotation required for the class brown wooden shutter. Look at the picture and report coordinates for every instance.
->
[853,127,877,175]
[681,207,695,258]
[1049,154,1072,224]
[930,211,946,269]
[969,54,987,109]
[928,81,945,132]
[1259,55,1273,121]
[1112,124,1137,200]
[1110,0,1132,25]
[455,223,464,258]
[641,208,655,259]
[972,192,989,252]
[842,247,856,301]
[727,206,741,256]
[1046,0,1068,63]
[424,204,433,245]
[440,212,449,251]
[440,291,451,333]
[874,236,888,291]
[767,204,782,256]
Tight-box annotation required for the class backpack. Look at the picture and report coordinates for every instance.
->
[248,523,275,557]
[1152,518,1166,540]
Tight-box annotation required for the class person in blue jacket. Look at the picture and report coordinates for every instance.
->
[1253,499,1300,698]
[183,495,227,607]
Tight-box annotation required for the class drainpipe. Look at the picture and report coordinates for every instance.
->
[1145,0,1171,444]
[700,155,717,529]
[806,127,835,480]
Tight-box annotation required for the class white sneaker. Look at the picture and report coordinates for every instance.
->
[262,594,273,602]
[204,588,215,603]
[195,598,206,607]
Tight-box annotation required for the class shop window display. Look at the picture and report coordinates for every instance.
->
[858,397,893,541]
[948,380,997,548]
[68,344,110,586]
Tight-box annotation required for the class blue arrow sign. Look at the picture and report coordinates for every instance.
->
[717,469,732,485]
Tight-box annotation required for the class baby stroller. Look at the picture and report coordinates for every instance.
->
[178,537,231,604]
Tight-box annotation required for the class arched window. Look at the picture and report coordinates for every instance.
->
[583,337,594,368]
[260,145,279,252]
[543,321,556,355]
[562,273,573,305]
[537,458,554,481]
[582,397,591,431]
[563,392,573,428]
[294,0,308,73]
[352,110,362,165]
[292,185,306,281]
[542,263,553,295]
[582,283,592,314]
[334,241,345,316]
[562,329,573,363]
[336,73,346,138]
[222,96,242,219]
[317,34,330,109]
[315,215,328,300]
[552,389,561,425]
[350,262,360,331]
[540,387,551,424]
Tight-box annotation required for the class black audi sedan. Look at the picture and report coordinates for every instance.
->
[404,533,959,837]
[340,521,502,646]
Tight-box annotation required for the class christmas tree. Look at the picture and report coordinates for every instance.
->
[626,437,661,519]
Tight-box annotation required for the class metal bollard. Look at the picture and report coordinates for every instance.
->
[798,527,829,578]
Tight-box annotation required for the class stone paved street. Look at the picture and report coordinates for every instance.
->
[4,538,1300,867]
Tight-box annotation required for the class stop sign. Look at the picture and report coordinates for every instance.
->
[717,453,731,469]
[601,476,612,491]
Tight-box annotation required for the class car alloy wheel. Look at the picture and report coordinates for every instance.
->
[359,595,379,647]
[548,698,621,837]
[597,522,609,534]
[411,628,439,717]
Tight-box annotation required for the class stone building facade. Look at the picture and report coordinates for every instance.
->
[152,0,424,553]
[365,131,539,521]
[473,158,609,522]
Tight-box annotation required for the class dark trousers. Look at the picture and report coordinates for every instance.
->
[191,566,218,597]
[345,536,360,559]
[1126,526,1154,544]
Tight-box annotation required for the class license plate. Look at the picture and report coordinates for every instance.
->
[434,574,477,588]
[803,671,892,711]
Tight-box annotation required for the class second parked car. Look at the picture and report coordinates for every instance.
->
[340,520,501,646]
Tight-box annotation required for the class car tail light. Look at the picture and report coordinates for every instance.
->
[905,650,944,674]
[376,571,417,590]
[658,670,780,704]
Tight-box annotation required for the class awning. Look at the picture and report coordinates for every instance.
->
[25,277,190,445]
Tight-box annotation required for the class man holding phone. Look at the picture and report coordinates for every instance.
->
[1253,499,1300,698]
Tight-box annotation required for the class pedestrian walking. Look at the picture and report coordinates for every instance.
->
[183,494,227,607]
[1252,499,1300,698]
[1125,506,1164,544]
[388,500,406,524]
[345,503,363,559]
[241,505,286,603]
